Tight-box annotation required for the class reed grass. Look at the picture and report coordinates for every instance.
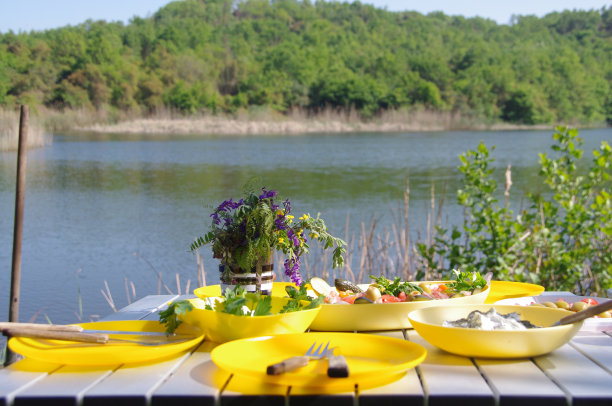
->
[0,109,51,151]
[2,105,551,139]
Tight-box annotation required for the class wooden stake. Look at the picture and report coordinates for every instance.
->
[5,105,28,366]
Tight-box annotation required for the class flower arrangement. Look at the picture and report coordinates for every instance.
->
[191,187,346,286]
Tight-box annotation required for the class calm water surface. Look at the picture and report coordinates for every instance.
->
[1,128,610,325]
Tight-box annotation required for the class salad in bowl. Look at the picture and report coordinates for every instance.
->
[307,270,491,331]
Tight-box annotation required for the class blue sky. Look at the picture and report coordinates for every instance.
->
[0,0,609,33]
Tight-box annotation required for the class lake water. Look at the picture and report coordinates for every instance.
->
[1,128,610,325]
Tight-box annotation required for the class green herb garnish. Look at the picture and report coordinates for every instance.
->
[158,300,194,335]
[369,275,423,296]
[446,269,487,293]
[282,284,324,312]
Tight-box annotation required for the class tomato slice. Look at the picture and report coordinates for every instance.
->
[381,294,402,303]
[581,298,599,305]
[398,291,407,302]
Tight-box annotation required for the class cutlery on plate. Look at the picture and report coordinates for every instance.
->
[2,327,193,346]
[0,322,171,336]
[552,299,612,326]
[326,347,349,378]
[266,341,329,375]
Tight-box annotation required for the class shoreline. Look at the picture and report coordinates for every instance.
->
[77,114,560,136]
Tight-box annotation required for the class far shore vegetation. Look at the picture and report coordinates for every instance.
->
[0,0,611,144]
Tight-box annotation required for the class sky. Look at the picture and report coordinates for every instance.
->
[0,0,609,33]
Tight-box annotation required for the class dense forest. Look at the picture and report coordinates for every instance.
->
[1,0,611,125]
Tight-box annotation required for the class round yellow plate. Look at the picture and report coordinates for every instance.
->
[484,281,545,304]
[194,282,297,298]
[409,304,581,358]
[211,332,427,390]
[309,282,490,331]
[8,320,204,366]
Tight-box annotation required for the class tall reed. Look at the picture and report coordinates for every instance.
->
[0,109,51,151]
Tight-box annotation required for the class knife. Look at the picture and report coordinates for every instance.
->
[0,322,171,336]
[326,348,349,378]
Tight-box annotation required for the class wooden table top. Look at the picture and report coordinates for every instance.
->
[2,293,612,406]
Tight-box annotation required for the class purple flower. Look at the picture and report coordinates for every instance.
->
[259,187,277,200]
[215,198,243,213]
[274,214,287,230]
[287,228,300,247]
[284,257,302,285]
[283,199,291,214]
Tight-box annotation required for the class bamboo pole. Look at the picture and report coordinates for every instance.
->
[5,105,28,366]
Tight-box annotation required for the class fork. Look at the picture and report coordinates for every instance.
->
[266,341,329,375]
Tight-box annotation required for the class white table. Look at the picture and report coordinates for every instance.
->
[2,293,612,406]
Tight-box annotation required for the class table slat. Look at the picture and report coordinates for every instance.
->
[12,365,115,406]
[475,358,567,406]
[100,295,178,322]
[533,341,612,406]
[569,331,612,375]
[152,341,225,406]
[406,330,495,406]
[82,350,191,406]
[357,330,424,406]
[0,359,60,406]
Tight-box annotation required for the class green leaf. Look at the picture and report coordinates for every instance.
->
[253,295,273,316]
[158,300,194,335]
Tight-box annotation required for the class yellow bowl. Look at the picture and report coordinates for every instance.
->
[179,296,321,343]
[309,282,490,331]
[193,282,298,298]
[408,304,583,358]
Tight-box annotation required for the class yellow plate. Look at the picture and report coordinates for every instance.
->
[194,282,297,298]
[8,320,204,366]
[309,282,490,331]
[484,281,545,304]
[211,332,427,390]
[408,304,582,358]
[180,297,321,343]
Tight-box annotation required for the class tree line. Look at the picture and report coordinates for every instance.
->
[1,0,611,125]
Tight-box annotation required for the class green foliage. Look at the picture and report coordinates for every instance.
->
[0,1,610,124]
[158,299,194,335]
[417,127,612,295]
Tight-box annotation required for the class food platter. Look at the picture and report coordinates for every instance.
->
[210,332,427,391]
[8,320,204,366]
[309,282,490,331]
[495,294,612,331]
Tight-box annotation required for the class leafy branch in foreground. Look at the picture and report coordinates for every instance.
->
[416,126,611,296]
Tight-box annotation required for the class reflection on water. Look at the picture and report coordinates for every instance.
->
[0,128,610,325]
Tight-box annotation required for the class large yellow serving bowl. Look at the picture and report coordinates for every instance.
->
[193,282,298,299]
[309,282,490,331]
[179,296,321,343]
[408,304,582,358]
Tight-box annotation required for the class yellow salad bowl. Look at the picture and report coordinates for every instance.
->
[408,304,582,358]
[193,282,298,299]
[179,296,321,343]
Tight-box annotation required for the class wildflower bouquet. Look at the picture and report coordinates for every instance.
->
[191,187,346,286]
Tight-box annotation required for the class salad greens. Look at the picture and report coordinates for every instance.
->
[446,269,488,293]
[369,275,423,296]
[159,285,323,335]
